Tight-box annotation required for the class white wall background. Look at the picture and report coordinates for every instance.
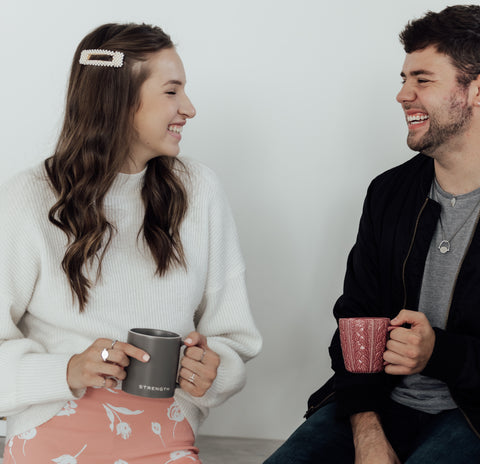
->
[0,0,457,440]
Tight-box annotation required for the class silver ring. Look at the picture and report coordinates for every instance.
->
[200,349,207,363]
[188,373,196,384]
[110,339,118,350]
[101,348,109,362]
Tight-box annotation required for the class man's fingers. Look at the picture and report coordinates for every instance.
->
[386,338,406,354]
[391,309,428,327]
[385,363,413,376]
[388,326,411,342]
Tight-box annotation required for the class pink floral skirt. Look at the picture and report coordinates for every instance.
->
[3,387,201,464]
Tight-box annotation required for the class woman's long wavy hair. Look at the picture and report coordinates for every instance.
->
[45,23,189,312]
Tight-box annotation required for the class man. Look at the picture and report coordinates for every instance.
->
[265,5,480,463]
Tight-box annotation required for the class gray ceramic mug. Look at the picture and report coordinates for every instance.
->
[122,328,182,398]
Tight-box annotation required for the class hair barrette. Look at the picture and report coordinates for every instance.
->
[79,49,124,68]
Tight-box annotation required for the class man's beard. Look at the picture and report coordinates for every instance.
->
[407,89,473,154]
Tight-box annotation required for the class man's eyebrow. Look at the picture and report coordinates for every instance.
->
[163,79,184,86]
[400,70,436,78]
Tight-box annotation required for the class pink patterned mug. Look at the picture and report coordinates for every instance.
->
[339,317,390,373]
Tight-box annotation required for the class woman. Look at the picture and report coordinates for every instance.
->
[0,23,261,463]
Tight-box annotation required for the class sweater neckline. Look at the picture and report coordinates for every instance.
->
[107,167,147,198]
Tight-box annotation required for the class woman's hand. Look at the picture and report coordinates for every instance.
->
[178,332,220,397]
[67,338,150,390]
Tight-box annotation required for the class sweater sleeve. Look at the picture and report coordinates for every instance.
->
[0,173,79,418]
[185,166,262,409]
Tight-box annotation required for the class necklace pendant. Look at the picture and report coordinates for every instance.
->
[439,240,450,254]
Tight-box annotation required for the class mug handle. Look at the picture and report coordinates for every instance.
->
[175,340,186,388]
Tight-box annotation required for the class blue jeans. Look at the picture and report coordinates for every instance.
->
[264,400,480,463]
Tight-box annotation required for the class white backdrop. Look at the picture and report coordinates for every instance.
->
[0,0,456,440]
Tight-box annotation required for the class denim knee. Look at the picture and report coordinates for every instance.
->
[264,401,355,464]
[405,408,480,464]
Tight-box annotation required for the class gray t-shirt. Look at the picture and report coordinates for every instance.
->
[391,179,480,414]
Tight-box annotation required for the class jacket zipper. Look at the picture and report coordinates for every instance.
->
[304,391,335,418]
[402,197,429,309]
[460,408,480,440]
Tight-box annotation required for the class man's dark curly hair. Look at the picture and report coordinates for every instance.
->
[400,5,480,87]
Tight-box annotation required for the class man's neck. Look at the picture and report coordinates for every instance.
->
[432,126,480,195]
[434,153,480,195]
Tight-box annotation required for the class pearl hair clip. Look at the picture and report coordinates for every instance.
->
[79,49,124,68]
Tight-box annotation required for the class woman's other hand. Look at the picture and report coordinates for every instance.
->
[67,338,150,390]
[178,332,220,397]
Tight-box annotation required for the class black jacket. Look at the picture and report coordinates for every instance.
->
[307,153,480,437]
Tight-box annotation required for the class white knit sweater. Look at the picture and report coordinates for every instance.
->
[0,158,262,440]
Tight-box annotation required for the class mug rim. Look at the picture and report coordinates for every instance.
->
[129,328,181,339]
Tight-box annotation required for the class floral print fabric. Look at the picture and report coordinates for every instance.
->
[3,387,201,464]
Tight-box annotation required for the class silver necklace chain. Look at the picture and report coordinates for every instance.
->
[433,182,480,254]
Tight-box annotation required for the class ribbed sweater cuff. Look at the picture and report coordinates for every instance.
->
[190,338,247,409]
[17,353,80,407]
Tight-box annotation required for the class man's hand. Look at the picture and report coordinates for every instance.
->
[351,412,401,464]
[384,309,435,375]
